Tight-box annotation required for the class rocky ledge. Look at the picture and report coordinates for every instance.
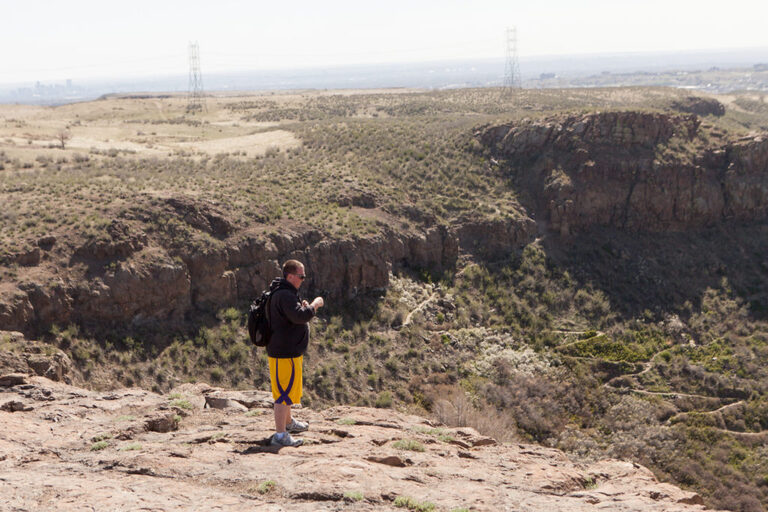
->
[0,201,536,336]
[0,374,718,511]
[480,111,768,234]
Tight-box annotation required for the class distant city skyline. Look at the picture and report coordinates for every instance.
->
[2,0,767,85]
[4,47,767,107]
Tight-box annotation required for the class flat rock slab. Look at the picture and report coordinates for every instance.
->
[204,396,249,411]
[0,377,721,512]
[0,373,28,387]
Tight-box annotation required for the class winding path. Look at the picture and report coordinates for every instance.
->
[558,345,755,435]
[402,292,438,327]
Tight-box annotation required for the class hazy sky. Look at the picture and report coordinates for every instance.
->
[3,0,767,84]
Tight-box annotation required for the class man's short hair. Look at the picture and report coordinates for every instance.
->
[282,259,303,277]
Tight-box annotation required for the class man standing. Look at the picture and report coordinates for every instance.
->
[267,259,324,447]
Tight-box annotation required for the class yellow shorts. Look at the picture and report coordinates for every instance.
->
[268,356,303,406]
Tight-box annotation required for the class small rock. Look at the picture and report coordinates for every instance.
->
[14,248,40,267]
[25,352,71,382]
[144,413,179,433]
[204,396,248,412]
[0,331,25,342]
[37,235,57,249]
[126,467,158,477]
[366,455,409,467]
[472,437,497,447]
[576,494,600,505]
[1,400,32,412]
[290,491,343,501]
[678,494,705,506]
[449,439,472,449]
[42,412,66,423]
[0,373,28,387]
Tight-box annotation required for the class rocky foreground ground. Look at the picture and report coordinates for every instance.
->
[0,374,719,512]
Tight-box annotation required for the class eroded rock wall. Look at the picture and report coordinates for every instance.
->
[0,221,467,334]
[480,112,768,234]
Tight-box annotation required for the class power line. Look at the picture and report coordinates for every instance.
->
[503,26,522,92]
[205,37,502,61]
[187,41,206,113]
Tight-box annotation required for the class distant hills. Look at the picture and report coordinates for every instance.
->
[1,46,767,105]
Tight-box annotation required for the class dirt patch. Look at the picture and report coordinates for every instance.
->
[176,130,299,157]
[68,136,160,154]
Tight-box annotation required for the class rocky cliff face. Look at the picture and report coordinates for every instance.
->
[0,191,536,335]
[480,112,768,235]
[0,371,719,511]
[0,223,456,334]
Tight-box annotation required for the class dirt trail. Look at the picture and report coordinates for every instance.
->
[403,292,437,327]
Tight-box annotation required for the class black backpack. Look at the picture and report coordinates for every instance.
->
[247,290,273,347]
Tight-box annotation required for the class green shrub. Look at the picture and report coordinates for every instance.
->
[394,496,435,511]
[221,307,242,325]
[412,426,455,443]
[257,480,276,495]
[210,366,225,382]
[392,439,425,452]
[343,490,364,501]
[170,399,193,410]
[90,441,109,451]
[375,391,393,408]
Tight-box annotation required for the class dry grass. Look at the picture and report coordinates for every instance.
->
[176,129,300,157]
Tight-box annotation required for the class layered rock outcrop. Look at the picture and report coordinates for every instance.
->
[455,216,537,261]
[0,221,464,334]
[0,376,719,511]
[0,331,73,384]
[480,112,768,234]
[670,96,726,117]
[0,180,539,334]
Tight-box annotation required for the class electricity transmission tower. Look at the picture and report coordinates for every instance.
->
[502,26,522,92]
[187,41,206,113]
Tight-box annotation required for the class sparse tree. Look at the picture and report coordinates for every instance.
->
[56,130,71,150]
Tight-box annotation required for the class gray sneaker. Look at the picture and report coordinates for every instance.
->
[286,419,309,433]
[270,432,303,447]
